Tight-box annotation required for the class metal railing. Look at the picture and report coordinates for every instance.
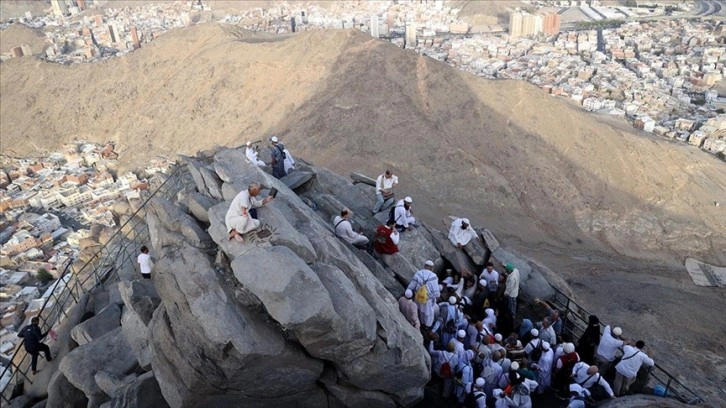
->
[1,166,187,404]
[549,284,706,405]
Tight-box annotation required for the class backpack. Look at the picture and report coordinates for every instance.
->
[443,306,458,334]
[440,354,455,378]
[387,204,403,225]
[529,339,543,361]
[465,391,486,408]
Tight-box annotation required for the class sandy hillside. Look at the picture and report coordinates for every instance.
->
[0,0,48,20]
[0,23,48,55]
[449,0,529,25]
[1,24,726,402]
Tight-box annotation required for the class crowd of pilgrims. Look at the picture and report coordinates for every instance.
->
[398,261,655,408]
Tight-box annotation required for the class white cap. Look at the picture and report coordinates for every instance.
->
[270,136,279,143]
[475,378,486,388]
[457,329,466,339]
[404,196,412,203]
[478,278,487,287]
[510,361,520,371]
[404,289,413,299]
[494,333,503,342]
[613,327,622,336]
[569,383,584,394]
[449,296,457,305]
[530,329,539,337]
[462,218,470,224]
[564,343,575,354]
[246,140,251,146]
[542,341,551,351]
[424,260,434,267]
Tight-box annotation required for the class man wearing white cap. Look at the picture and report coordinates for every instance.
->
[567,383,591,408]
[269,136,287,179]
[472,378,487,408]
[448,217,478,248]
[245,141,265,166]
[398,289,420,329]
[434,297,464,348]
[393,196,416,231]
[454,349,475,405]
[572,362,615,399]
[595,325,625,375]
[407,260,440,328]
[535,341,554,394]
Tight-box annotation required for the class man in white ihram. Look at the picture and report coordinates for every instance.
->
[406,260,440,329]
[372,169,399,214]
[333,208,368,247]
[448,217,478,248]
[225,182,274,243]
[245,141,265,166]
[394,196,416,232]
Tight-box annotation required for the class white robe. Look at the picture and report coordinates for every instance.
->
[448,218,478,246]
[537,349,554,392]
[245,147,265,166]
[225,189,262,234]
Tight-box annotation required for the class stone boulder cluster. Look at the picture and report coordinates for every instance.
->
[9,145,560,408]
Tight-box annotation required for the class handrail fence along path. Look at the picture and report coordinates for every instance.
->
[0,167,187,404]
[549,285,706,405]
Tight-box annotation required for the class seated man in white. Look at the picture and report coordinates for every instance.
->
[333,208,369,247]
[448,217,478,248]
[394,196,416,232]
[245,141,265,166]
[225,183,273,242]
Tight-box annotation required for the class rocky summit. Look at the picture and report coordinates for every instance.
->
[8,145,563,408]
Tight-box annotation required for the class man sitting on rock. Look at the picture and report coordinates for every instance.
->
[373,218,399,266]
[225,182,274,243]
[394,196,416,232]
[448,217,478,248]
[372,169,398,214]
[245,141,265,166]
[333,208,369,248]
[18,316,53,375]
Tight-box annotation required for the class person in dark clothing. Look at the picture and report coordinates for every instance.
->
[578,315,601,365]
[269,136,287,179]
[18,317,52,374]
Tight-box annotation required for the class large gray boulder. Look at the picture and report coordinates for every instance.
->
[351,249,405,298]
[119,280,161,369]
[280,170,315,190]
[184,192,217,224]
[427,226,479,278]
[106,372,170,408]
[59,327,137,403]
[491,246,556,302]
[70,303,121,346]
[199,166,224,200]
[94,371,138,399]
[149,240,324,408]
[45,371,88,408]
[232,247,376,361]
[146,197,213,252]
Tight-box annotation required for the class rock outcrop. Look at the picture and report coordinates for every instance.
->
[14,146,565,408]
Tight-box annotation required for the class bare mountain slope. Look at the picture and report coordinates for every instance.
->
[1,23,724,268]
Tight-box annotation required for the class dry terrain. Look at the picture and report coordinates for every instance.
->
[0,23,48,56]
[1,24,725,404]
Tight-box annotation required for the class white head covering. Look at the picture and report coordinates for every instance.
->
[246,140,252,146]
[542,341,551,351]
[531,329,539,337]
[564,343,575,354]
[570,383,585,395]
[485,308,495,318]
[462,218,470,224]
[475,378,486,388]
[457,330,466,339]
[478,278,487,287]
[613,327,623,336]
[404,289,413,299]
[494,333,503,342]
[270,136,279,143]
[404,196,413,203]
[493,388,504,398]
[449,296,457,305]
[510,361,520,371]
[424,260,434,266]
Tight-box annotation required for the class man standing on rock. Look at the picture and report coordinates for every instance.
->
[372,169,398,214]
[595,326,625,377]
[225,182,274,243]
[448,217,478,248]
[407,260,440,329]
[503,263,520,320]
[137,246,152,279]
[269,136,287,179]
[613,340,654,396]
[333,208,369,248]
[373,218,400,266]
[398,289,420,329]
[18,317,53,375]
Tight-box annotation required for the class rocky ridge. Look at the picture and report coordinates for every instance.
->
[7,145,563,407]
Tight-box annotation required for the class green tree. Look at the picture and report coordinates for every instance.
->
[36,268,53,284]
